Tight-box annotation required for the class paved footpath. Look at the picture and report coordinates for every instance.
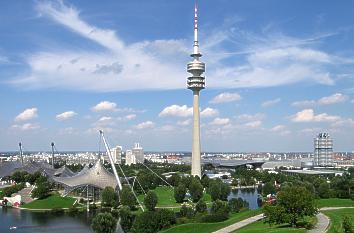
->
[212,214,264,233]
[309,207,354,233]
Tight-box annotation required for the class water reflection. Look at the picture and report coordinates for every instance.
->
[228,188,260,209]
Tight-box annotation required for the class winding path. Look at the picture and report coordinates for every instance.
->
[212,207,354,233]
[212,214,264,233]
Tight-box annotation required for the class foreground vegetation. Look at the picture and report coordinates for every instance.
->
[21,194,76,209]
[323,208,354,233]
[161,209,262,233]
[316,198,354,208]
[234,220,307,233]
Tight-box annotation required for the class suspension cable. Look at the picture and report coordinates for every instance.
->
[141,162,174,188]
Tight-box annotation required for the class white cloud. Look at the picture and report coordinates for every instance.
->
[318,93,348,105]
[159,125,175,131]
[201,108,219,118]
[292,93,348,107]
[134,121,155,130]
[290,109,340,122]
[56,111,77,121]
[12,123,40,131]
[210,117,230,126]
[159,105,192,117]
[243,120,262,129]
[261,98,281,107]
[10,1,342,92]
[15,108,38,121]
[91,101,117,112]
[210,92,241,104]
[351,99,354,104]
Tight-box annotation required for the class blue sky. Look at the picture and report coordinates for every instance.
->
[0,0,353,152]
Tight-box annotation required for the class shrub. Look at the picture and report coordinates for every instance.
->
[343,215,353,233]
[179,204,195,218]
[195,199,207,213]
[228,198,249,213]
[144,191,158,211]
[91,213,117,233]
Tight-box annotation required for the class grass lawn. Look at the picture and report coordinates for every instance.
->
[316,198,354,208]
[21,194,76,209]
[160,209,262,233]
[323,208,354,233]
[138,186,211,208]
[234,220,307,233]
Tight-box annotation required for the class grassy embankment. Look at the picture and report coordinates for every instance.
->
[316,198,354,208]
[21,194,76,210]
[138,186,211,208]
[323,208,354,233]
[233,220,307,233]
[160,209,262,233]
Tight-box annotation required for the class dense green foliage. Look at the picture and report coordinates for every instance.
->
[228,197,249,213]
[195,199,207,213]
[101,187,119,208]
[144,190,158,211]
[132,209,176,233]
[174,184,187,203]
[342,215,353,233]
[91,213,117,233]
[120,185,137,210]
[31,176,51,199]
[119,206,135,233]
[0,183,25,199]
[264,186,317,226]
[189,178,203,203]
[208,178,231,201]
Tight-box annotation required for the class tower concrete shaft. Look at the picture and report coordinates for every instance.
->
[187,3,205,178]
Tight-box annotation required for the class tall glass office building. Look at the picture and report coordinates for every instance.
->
[314,133,333,167]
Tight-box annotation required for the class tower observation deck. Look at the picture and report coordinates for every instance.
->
[187,3,205,178]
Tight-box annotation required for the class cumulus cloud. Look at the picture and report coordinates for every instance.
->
[237,113,265,122]
[292,93,348,107]
[12,123,40,131]
[134,121,155,130]
[210,92,241,104]
[261,98,281,107]
[290,109,340,122]
[243,120,262,129]
[177,119,191,126]
[56,111,77,121]
[15,108,38,121]
[318,93,348,105]
[201,108,219,118]
[159,105,192,117]
[270,125,286,132]
[210,117,230,125]
[91,101,117,112]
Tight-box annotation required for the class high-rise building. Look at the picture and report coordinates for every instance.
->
[125,143,144,166]
[132,143,144,163]
[125,150,135,166]
[111,146,122,164]
[314,133,333,167]
[187,3,205,178]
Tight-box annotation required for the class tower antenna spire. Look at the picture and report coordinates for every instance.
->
[193,1,199,56]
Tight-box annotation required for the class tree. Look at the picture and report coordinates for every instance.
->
[144,190,158,211]
[265,186,317,226]
[220,182,231,201]
[195,199,207,213]
[342,215,353,233]
[102,187,119,208]
[208,181,221,201]
[201,175,210,188]
[119,206,135,233]
[31,182,50,199]
[174,184,186,203]
[262,182,276,196]
[167,174,181,187]
[228,198,249,213]
[91,213,117,233]
[132,209,176,233]
[189,178,203,202]
[120,186,137,210]
[318,182,330,198]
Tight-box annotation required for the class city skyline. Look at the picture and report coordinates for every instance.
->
[0,0,354,152]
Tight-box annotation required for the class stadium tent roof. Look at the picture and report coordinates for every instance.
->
[53,160,118,190]
[0,161,75,179]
